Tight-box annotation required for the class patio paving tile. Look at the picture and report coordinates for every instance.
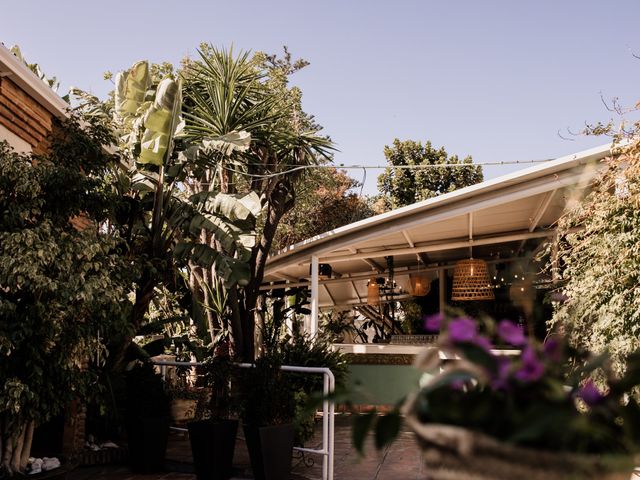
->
[68,415,424,480]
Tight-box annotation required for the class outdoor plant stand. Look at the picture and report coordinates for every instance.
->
[187,418,239,480]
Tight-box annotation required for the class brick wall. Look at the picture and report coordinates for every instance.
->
[0,76,54,154]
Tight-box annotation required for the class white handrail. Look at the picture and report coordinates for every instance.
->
[152,359,335,480]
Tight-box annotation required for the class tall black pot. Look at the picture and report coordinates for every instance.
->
[126,416,170,473]
[187,418,239,480]
[243,423,294,480]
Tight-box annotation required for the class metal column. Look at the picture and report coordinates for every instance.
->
[310,255,319,337]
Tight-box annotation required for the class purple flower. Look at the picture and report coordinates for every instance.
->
[491,356,512,390]
[577,380,604,406]
[543,338,563,362]
[515,347,545,382]
[497,320,526,346]
[473,336,493,352]
[423,312,443,332]
[448,317,477,343]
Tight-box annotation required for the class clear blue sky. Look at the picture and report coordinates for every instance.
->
[4,0,640,193]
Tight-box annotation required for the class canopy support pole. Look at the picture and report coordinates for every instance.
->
[310,255,319,338]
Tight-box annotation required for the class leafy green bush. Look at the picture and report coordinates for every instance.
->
[238,353,296,426]
[0,116,132,475]
[276,334,348,444]
[551,138,640,374]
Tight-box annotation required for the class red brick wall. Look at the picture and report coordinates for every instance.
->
[0,77,54,154]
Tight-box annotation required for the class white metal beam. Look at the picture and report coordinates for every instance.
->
[403,229,429,264]
[350,281,362,302]
[310,256,319,337]
[322,284,336,306]
[516,189,557,254]
[261,255,524,291]
[529,190,557,232]
[316,229,552,264]
[273,272,299,282]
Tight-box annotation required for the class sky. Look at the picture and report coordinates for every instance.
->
[3,0,640,194]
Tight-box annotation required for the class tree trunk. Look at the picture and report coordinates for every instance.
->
[20,422,34,472]
[0,417,33,476]
[238,180,295,361]
[227,286,246,360]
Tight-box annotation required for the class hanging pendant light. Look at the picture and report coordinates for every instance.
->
[451,258,495,301]
[367,277,381,305]
[409,272,430,297]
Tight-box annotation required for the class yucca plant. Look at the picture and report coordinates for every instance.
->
[181,45,333,360]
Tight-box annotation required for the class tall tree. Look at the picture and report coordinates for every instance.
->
[378,139,483,209]
[0,118,131,475]
[272,168,373,251]
[181,46,332,360]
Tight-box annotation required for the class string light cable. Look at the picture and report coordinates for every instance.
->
[220,158,554,179]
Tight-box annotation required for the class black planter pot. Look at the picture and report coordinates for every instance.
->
[243,423,294,480]
[126,416,170,473]
[187,418,239,480]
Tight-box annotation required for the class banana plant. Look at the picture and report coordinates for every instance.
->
[175,190,261,286]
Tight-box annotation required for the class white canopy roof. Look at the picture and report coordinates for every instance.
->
[262,143,612,310]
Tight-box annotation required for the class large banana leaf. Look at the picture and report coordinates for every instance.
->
[138,78,183,166]
[190,191,261,222]
[201,130,251,156]
[188,213,255,262]
[114,61,150,118]
[174,242,251,286]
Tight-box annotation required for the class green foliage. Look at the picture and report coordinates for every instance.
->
[377,139,483,209]
[181,45,333,360]
[238,353,296,426]
[266,333,348,443]
[0,116,133,468]
[550,138,640,374]
[273,168,374,251]
[201,354,236,420]
[357,316,640,456]
[319,311,357,343]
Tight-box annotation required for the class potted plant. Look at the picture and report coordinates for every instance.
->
[186,350,239,480]
[239,353,297,480]
[356,314,640,480]
[166,367,209,426]
[124,360,171,473]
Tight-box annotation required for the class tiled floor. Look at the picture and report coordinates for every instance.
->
[68,415,426,480]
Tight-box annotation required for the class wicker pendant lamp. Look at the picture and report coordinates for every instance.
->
[451,258,495,301]
[409,272,430,297]
[367,277,381,305]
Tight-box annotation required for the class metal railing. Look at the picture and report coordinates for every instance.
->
[152,359,335,480]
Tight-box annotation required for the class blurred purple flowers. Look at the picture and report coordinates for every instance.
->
[515,347,545,382]
[543,338,563,362]
[497,320,526,346]
[449,317,477,342]
[577,380,604,406]
[423,312,443,332]
[491,356,512,390]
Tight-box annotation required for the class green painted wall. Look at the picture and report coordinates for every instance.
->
[347,364,431,405]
